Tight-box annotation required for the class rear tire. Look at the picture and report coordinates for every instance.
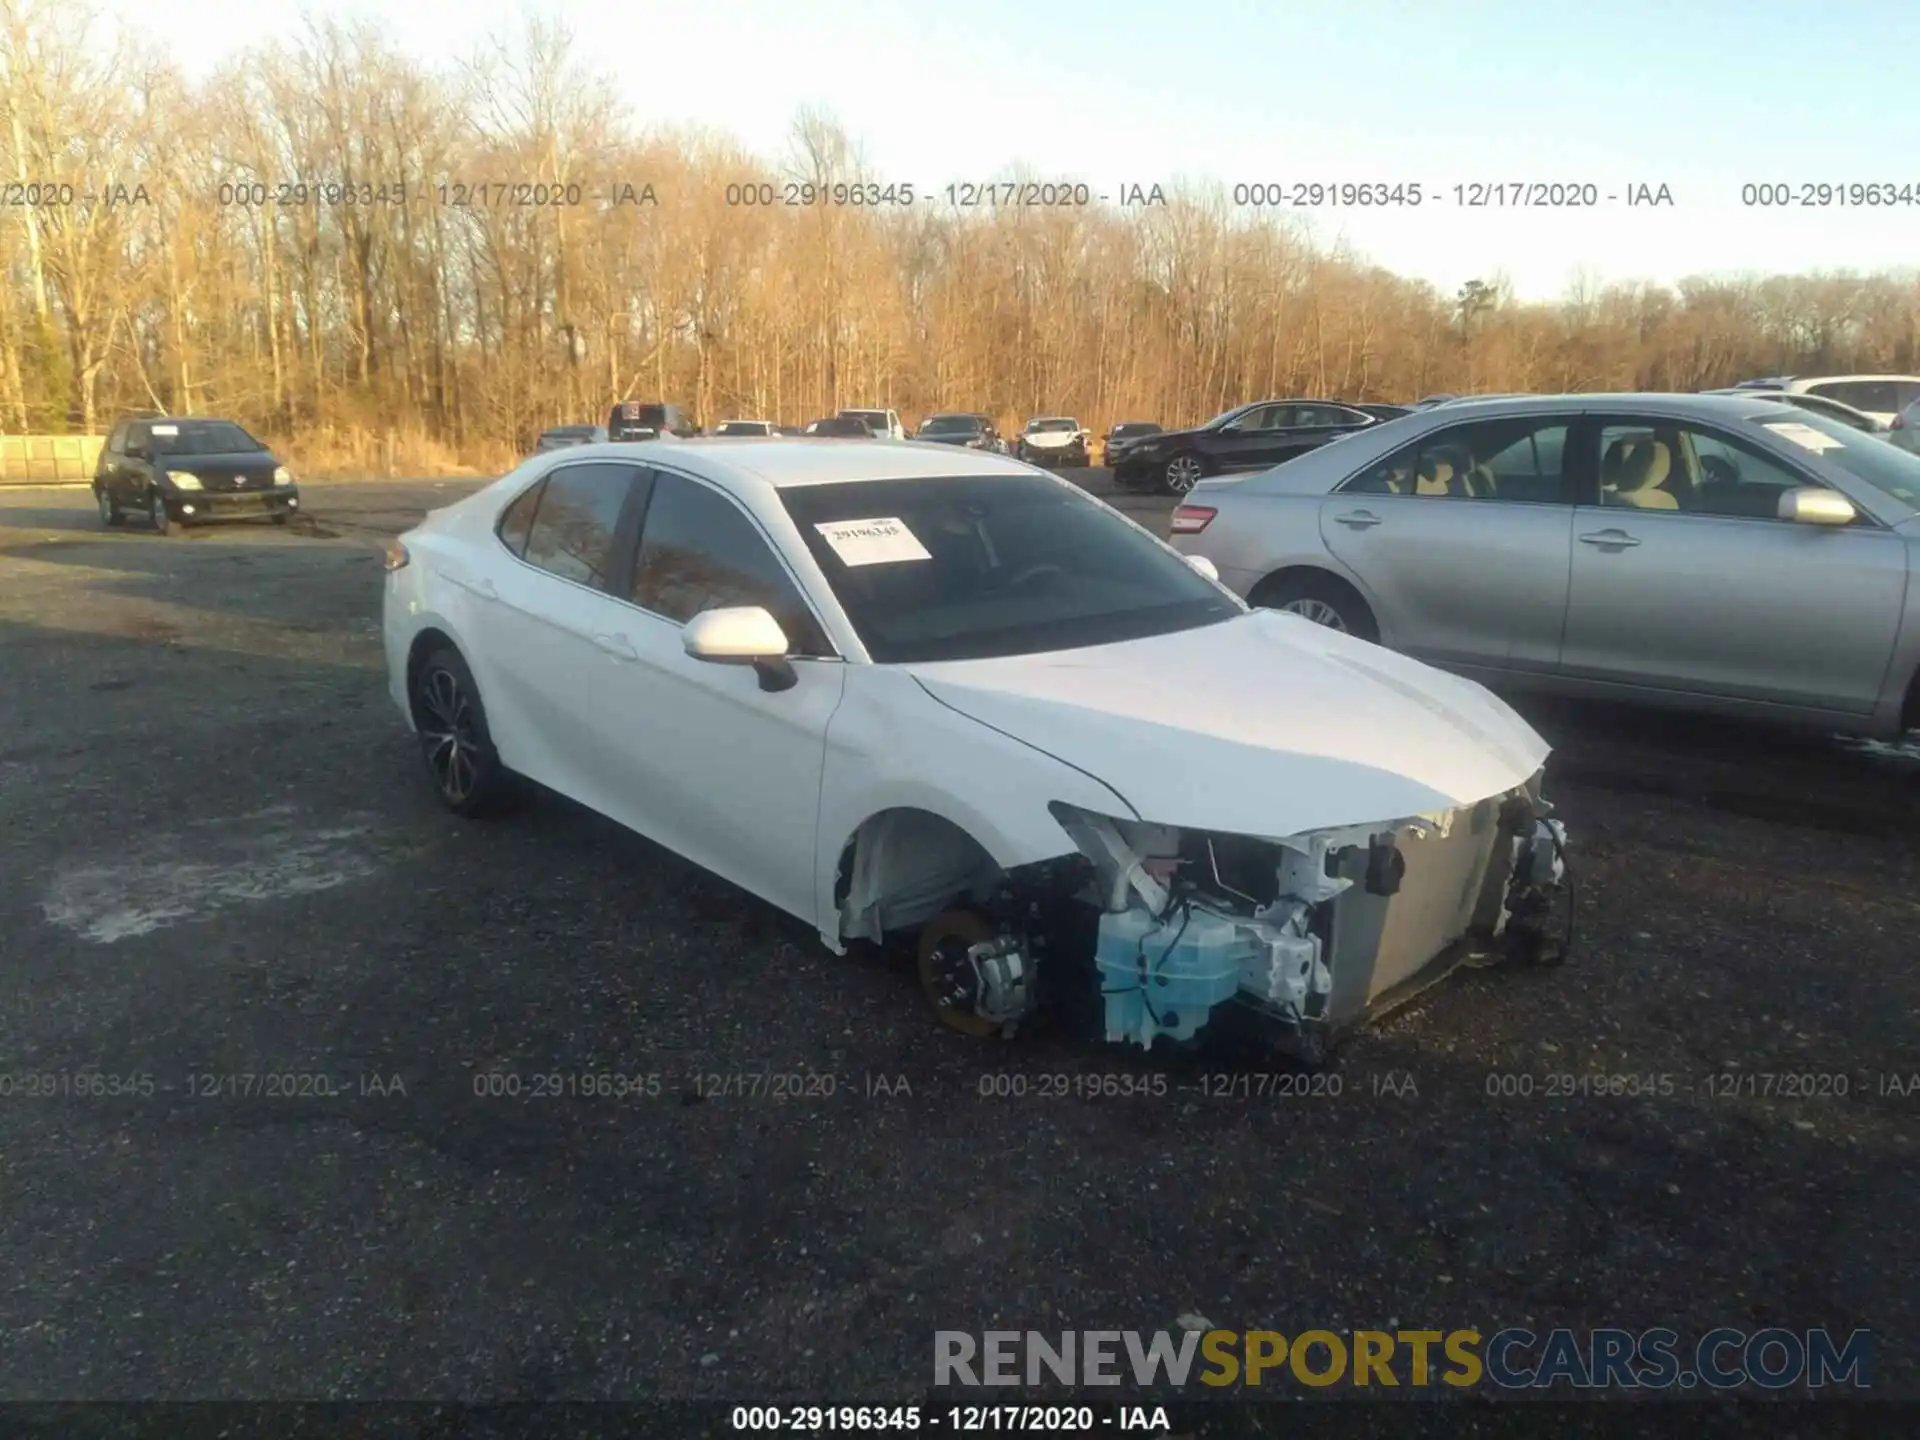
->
[1252,572,1379,642]
[410,644,516,817]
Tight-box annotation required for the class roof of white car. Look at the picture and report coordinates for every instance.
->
[1789,373,1920,384]
[574,437,1032,488]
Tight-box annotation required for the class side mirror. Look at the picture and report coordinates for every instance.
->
[1185,554,1221,582]
[1779,487,1855,526]
[1218,421,1241,433]
[682,606,797,691]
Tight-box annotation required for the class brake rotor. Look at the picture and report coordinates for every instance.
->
[916,908,1001,1038]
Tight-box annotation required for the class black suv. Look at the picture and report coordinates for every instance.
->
[94,416,299,534]
[608,401,698,440]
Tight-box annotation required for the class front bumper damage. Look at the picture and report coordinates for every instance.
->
[1048,782,1568,1057]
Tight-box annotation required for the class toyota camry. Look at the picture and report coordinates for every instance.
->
[382,440,1569,1057]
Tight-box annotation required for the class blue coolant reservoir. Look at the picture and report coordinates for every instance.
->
[1097,904,1247,1047]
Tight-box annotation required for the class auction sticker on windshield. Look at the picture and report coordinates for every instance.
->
[815,517,932,566]
[1764,421,1846,453]
[152,424,178,435]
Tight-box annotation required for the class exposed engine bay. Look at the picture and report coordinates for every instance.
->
[836,779,1570,1058]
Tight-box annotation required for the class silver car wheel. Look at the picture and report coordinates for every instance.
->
[1166,456,1203,492]
[1282,597,1348,632]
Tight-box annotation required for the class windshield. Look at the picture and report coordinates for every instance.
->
[149,421,265,455]
[717,422,768,435]
[1026,418,1076,432]
[841,411,886,424]
[778,474,1240,664]
[1112,423,1160,437]
[920,416,981,434]
[1748,408,1920,508]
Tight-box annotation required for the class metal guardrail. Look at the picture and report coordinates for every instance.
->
[0,435,104,484]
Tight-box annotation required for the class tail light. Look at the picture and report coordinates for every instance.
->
[1170,505,1217,534]
[383,540,410,571]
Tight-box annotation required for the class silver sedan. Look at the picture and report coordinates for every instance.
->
[1169,392,1920,739]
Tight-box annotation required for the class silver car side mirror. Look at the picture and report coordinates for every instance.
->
[683,606,797,691]
[1186,554,1221,582]
[1778,487,1855,526]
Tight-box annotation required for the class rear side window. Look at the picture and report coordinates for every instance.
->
[521,463,636,588]
[1890,381,1920,410]
[630,472,832,655]
[1808,380,1899,414]
[497,478,546,557]
[1341,417,1572,502]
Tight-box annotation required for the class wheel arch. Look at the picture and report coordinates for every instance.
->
[828,805,1013,952]
[404,626,463,718]
[1246,564,1384,643]
[1900,657,1920,732]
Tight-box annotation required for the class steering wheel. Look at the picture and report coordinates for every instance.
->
[1002,562,1067,590]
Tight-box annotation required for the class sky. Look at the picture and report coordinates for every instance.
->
[102,0,1920,301]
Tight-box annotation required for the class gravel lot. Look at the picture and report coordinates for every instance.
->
[0,472,1915,1416]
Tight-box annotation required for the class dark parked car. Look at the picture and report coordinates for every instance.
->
[607,401,698,440]
[534,424,607,452]
[915,413,1004,450]
[804,416,875,437]
[714,419,779,437]
[1110,399,1384,494]
[1102,421,1162,465]
[93,416,299,535]
[1352,403,1413,421]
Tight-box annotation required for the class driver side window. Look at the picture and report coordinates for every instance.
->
[1598,422,1817,520]
[630,472,833,656]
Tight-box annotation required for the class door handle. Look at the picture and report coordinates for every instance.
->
[1578,530,1641,549]
[1334,510,1382,528]
[592,631,638,660]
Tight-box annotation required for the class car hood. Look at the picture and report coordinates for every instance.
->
[904,610,1550,837]
[919,432,985,444]
[1022,430,1081,445]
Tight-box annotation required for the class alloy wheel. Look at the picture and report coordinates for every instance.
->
[1165,455,1204,493]
[1282,597,1349,632]
[417,665,480,805]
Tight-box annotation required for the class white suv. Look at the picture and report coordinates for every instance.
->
[1736,375,1920,427]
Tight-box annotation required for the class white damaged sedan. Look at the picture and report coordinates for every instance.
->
[382,440,1568,1056]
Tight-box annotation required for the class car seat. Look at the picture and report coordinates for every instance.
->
[1613,440,1678,509]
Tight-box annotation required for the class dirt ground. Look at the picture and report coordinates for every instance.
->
[0,476,1912,1419]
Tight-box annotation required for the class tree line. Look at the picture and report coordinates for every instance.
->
[4,0,1919,472]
